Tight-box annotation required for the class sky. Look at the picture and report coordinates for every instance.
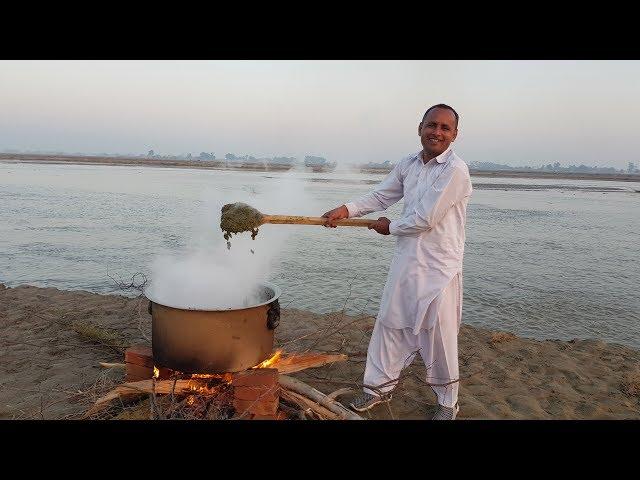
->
[1,60,639,169]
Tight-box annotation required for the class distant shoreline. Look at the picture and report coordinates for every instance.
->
[0,153,295,173]
[1,153,639,183]
[468,169,640,183]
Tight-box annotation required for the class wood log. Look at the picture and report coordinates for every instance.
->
[278,375,363,420]
[279,388,339,420]
[327,387,354,400]
[125,363,153,382]
[109,351,346,375]
[85,351,348,418]
[84,378,211,417]
[99,362,126,369]
[278,388,308,411]
[271,352,347,374]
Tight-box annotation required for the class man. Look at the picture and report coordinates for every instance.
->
[322,104,472,420]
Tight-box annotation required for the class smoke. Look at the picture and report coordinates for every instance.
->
[145,171,320,310]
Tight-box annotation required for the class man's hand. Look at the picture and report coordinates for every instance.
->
[321,205,349,228]
[368,217,391,235]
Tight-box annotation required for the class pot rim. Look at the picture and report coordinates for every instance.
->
[144,281,281,312]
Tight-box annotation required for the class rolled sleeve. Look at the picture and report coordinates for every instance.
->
[344,202,360,218]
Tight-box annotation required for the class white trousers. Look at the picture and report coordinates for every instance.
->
[363,274,461,408]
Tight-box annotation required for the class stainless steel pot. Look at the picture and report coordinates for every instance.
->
[146,282,281,374]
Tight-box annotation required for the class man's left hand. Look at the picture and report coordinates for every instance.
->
[368,217,391,235]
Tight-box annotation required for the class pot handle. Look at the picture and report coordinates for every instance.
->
[148,300,153,315]
[267,299,280,330]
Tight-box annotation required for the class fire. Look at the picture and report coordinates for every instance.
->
[252,350,282,369]
[189,372,233,384]
[153,366,159,379]
[185,372,233,395]
[190,372,232,381]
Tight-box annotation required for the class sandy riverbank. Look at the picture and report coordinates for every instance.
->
[0,154,294,173]
[2,154,640,182]
[1,284,638,420]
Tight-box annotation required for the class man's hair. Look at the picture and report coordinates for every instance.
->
[421,104,459,128]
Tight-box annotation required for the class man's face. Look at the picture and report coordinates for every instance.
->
[418,108,458,157]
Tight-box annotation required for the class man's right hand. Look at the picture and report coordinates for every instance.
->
[321,205,349,228]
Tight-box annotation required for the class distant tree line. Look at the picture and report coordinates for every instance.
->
[142,151,297,165]
[304,155,336,167]
[361,160,392,169]
[469,160,639,174]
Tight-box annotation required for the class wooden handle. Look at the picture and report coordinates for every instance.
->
[262,215,375,227]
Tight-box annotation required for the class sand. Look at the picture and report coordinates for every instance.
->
[1,283,639,420]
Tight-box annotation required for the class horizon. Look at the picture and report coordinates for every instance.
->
[3,148,636,174]
[1,60,639,170]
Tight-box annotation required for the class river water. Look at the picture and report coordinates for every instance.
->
[1,161,639,348]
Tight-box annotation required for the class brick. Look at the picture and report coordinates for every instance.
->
[233,397,278,416]
[249,410,288,420]
[125,363,153,382]
[125,345,153,368]
[250,413,278,420]
[234,384,280,402]
[232,369,279,414]
[231,368,278,388]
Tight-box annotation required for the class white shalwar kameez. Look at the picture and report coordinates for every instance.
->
[345,147,472,408]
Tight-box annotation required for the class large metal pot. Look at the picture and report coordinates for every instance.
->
[146,282,281,374]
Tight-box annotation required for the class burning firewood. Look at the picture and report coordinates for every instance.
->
[86,350,355,419]
[264,352,347,374]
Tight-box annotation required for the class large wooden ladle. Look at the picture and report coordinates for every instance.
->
[260,213,375,227]
[221,202,376,236]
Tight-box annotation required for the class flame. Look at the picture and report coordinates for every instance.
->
[252,350,282,369]
[153,366,159,379]
[190,372,233,383]
[183,372,233,395]
[187,380,230,396]
[186,395,195,406]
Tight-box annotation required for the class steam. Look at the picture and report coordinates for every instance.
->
[145,171,320,310]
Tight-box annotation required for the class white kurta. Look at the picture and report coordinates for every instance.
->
[345,147,472,334]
